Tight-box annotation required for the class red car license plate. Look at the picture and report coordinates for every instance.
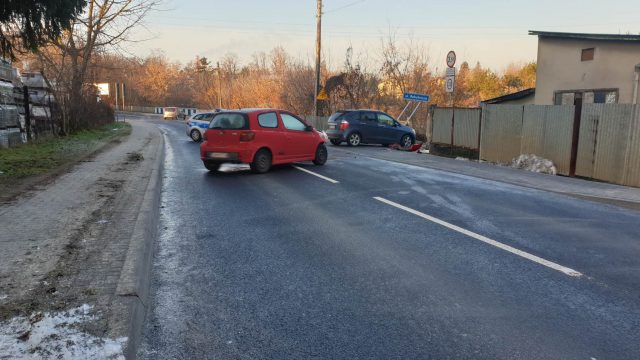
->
[208,152,229,159]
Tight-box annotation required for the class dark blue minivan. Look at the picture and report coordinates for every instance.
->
[325,110,416,148]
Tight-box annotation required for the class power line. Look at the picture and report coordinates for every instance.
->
[324,0,366,13]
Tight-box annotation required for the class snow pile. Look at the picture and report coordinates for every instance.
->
[0,304,126,359]
[510,154,557,175]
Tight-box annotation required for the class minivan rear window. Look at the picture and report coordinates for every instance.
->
[209,113,248,129]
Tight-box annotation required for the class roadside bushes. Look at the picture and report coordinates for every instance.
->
[64,86,115,133]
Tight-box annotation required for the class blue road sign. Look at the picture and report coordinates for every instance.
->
[403,92,430,102]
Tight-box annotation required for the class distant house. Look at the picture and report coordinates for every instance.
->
[482,88,535,105]
[529,31,640,105]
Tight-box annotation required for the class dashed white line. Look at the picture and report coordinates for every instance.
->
[373,196,583,277]
[292,165,340,184]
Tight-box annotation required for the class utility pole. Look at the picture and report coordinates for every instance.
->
[314,0,322,117]
[121,83,125,110]
[217,61,222,109]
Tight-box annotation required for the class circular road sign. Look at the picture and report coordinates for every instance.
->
[446,51,456,68]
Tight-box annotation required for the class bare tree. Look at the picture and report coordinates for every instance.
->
[35,0,159,133]
[379,33,432,126]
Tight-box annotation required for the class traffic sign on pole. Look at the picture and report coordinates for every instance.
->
[446,51,456,68]
[403,92,430,102]
[317,88,329,101]
[445,76,455,93]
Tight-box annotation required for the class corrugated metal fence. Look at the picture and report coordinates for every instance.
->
[520,105,575,175]
[432,108,482,149]
[431,103,640,186]
[479,105,524,163]
[576,104,640,186]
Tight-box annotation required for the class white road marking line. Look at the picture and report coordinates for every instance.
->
[373,196,583,277]
[292,166,340,184]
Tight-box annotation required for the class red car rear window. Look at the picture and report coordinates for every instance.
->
[209,113,249,130]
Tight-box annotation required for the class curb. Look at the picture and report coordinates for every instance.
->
[113,128,165,359]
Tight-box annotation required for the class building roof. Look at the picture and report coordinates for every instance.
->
[482,88,535,104]
[529,31,640,42]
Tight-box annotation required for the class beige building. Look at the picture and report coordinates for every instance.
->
[530,31,640,105]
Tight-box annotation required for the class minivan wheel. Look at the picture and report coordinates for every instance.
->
[347,133,361,147]
[330,139,341,146]
[190,129,202,142]
[401,134,413,149]
[204,161,220,172]
[313,143,328,165]
[250,149,272,174]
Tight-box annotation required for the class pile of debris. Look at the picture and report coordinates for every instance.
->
[388,142,423,152]
[510,154,557,175]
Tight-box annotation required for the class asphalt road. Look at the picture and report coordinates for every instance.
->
[136,114,640,359]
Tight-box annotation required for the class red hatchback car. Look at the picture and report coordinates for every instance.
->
[200,109,328,173]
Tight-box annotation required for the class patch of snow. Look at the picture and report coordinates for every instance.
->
[455,157,469,161]
[0,294,7,301]
[510,154,557,175]
[0,304,126,359]
[219,164,250,172]
[418,149,430,154]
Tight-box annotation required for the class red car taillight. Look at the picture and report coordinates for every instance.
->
[339,120,349,131]
[239,131,255,142]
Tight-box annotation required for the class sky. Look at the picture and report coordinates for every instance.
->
[127,0,640,72]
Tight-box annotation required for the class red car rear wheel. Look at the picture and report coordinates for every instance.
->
[250,149,272,174]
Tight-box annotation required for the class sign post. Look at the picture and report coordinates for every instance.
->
[398,92,430,126]
[446,51,456,155]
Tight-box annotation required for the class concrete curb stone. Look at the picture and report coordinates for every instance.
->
[111,125,164,359]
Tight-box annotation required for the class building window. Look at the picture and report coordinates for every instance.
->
[554,90,618,105]
[581,48,595,61]
[594,90,617,104]
[554,92,575,105]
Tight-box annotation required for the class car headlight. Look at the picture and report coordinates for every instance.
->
[411,128,416,135]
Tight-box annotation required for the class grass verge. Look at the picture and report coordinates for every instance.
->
[0,122,131,189]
